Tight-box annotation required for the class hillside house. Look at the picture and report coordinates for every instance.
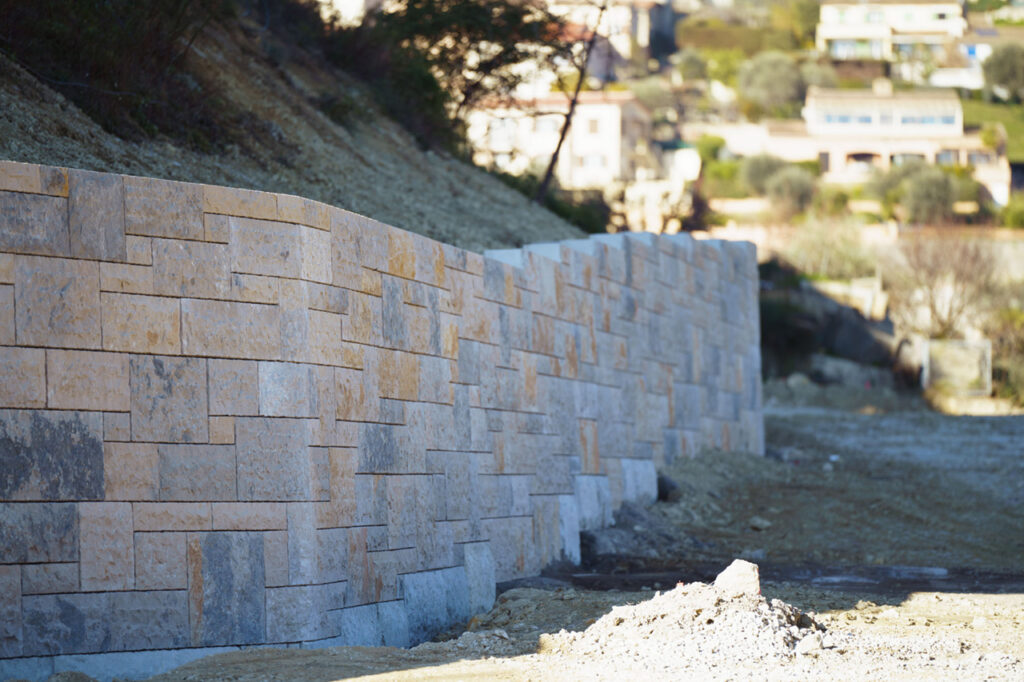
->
[815,0,968,61]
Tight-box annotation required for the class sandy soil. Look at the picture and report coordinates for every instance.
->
[142,384,1024,682]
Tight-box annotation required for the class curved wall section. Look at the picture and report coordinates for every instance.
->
[0,161,762,680]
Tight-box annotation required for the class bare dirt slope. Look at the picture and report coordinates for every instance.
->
[0,19,583,252]
[142,387,1024,682]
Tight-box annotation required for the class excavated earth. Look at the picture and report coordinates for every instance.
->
[140,381,1024,681]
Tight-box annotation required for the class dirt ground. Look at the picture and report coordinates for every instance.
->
[141,382,1024,681]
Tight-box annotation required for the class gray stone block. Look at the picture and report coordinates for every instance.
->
[0,655,52,681]
[191,531,265,646]
[462,542,495,614]
[236,418,311,501]
[21,562,79,595]
[381,275,407,349]
[0,502,78,563]
[358,423,397,473]
[258,362,317,418]
[575,475,612,531]
[377,600,410,647]
[318,527,348,583]
[287,502,317,585]
[158,445,236,501]
[0,190,69,256]
[68,169,125,261]
[0,409,103,500]
[0,565,21,657]
[620,459,657,506]
[401,566,471,644]
[332,603,381,646]
[266,585,321,643]
[130,356,208,443]
[558,494,581,564]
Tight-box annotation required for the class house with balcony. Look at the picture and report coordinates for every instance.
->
[815,0,968,62]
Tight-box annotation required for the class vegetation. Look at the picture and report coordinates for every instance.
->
[740,154,788,195]
[737,51,805,118]
[766,166,816,218]
[986,304,1024,404]
[962,99,1024,162]
[703,48,745,86]
[675,48,706,81]
[695,134,726,164]
[492,171,609,234]
[868,161,957,224]
[675,17,794,56]
[782,217,875,281]
[983,43,1024,100]
[1000,196,1024,228]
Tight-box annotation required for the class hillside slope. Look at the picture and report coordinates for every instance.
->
[0,18,583,252]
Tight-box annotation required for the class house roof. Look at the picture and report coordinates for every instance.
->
[806,85,960,106]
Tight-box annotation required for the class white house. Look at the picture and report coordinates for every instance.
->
[815,0,968,61]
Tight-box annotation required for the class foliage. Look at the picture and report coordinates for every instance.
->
[740,154,787,195]
[983,43,1024,101]
[769,0,820,47]
[902,167,955,224]
[695,134,726,164]
[812,185,850,217]
[493,172,609,233]
[702,159,745,198]
[962,99,1024,163]
[765,166,816,218]
[702,48,745,86]
[966,0,1008,10]
[986,303,1024,404]
[0,0,233,143]
[884,238,997,339]
[800,62,838,89]
[675,17,793,56]
[737,51,804,118]
[782,217,876,280]
[675,48,707,81]
[1000,196,1024,228]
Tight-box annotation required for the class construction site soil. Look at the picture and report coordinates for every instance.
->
[139,382,1024,681]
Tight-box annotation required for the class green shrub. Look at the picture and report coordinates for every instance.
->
[702,159,745,198]
[765,166,816,217]
[740,154,787,195]
[903,167,954,224]
[1001,196,1024,228]
[492,172,609,233]
[813,185,850,216]
[782,216,875,280]
[696,134,726,164]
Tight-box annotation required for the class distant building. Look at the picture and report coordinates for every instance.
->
[815,0,968,61]
[467,91,658,191]
[685,80,1012,205]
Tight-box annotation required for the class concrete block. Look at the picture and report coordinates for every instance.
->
[158,444,236,501]
[0,564,22,657]
[0,503,78,563]
[182,299,282,360]
[152,238,230,298]
[101,292,181,354]
[80,501,134,591]
[124,175,203,240]
[259,362,317,418]
[104,442,158,501]
[130,356,208,443]
[266,585,323,642]
[230,217,302,278]
[134,531,187,590]
[462,542,496,614]
[189,531,265,646]
[0,190,69,256]
[21,562,78,594]
[132,502,211,531]
[0,347,45,408]
[0,409,103,500]
[236,417,311,501]
[68,169,125,261]
[46,350,129,411]
[15,255,100,348]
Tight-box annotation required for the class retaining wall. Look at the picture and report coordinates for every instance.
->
[0,161,763,680]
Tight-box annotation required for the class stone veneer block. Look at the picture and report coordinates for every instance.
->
[258,362,316,418]
[103,443,158,501]
[79,501,134,591]
[203,185,277,219]
[0,565,21,657]
[134,531,187,590]
[462,542,496,615]
[152,238,230,298]
[302,226,332,283]
[401,567,470,644]
[266,585,321,642]
[15,256,100,348]
[125,235,153,265]
[130,356,207,443]
[68,169,126,261]
[132,502,211,531]
[235,418,311,501]
[0,191,69,257]
[103,412,132,441]
[101,292,181,354]
[99,262,155,295]
[0,285,12,345]
[208,359,259,416]
[124,176,203,240]
[229,217,302,278]
[277,193,330,229]
[209,416,235,444]
[0,410,103,500]
[263,531,289,587]
[158,444,236,501]
[189,531,266,646]
[21,562,79,595]
[0,347,45,408]
[0,502,78,563]
[46,350,130,411]
[212,502,287,531]
[181,299,281,360]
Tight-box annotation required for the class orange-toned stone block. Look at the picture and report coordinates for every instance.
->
[0,160,41,193]
[212,502,287,530]
[0,347,45,408]
[307,310,343,366]
[124,175,203,240]
[343,291,382,346]
[133,502,212,531]
[15,256,101,349]
[379,350,419,401]
[579,419,600,474]
[203,184,277,219]
[101,292,181,354]
[0,254,14,284]
[47,350,129,411]
[181,299,281,360]
[387,230,416,279]
[277,193,330,230]
[209,416,235,445]
[125,235,152,265]
[0,285,14,345]
[104,442,158,501]
[204,213,230,243]
[335,367,369,421]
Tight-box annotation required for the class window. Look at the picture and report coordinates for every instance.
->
[935,12,947,19]
[588,119,600,135]
[968,151,995,166]
[818,152,830,173]
[857,115,872,124]
[936,149,958,165]
[867,11,883,23]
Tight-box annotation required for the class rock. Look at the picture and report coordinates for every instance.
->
[657,473,682,502]
[749,516,772,531]
[714,559,760,597]
[785,373,813,390]
[794,632,824,654]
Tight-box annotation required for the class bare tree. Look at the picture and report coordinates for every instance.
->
[885,236,998,339]
[533,1,608,204]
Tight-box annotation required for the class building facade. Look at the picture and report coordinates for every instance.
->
[816,0,968,61]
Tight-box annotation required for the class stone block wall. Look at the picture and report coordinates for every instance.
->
[0,161,762,680]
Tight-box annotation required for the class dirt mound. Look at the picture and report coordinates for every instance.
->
[539,561,827,671]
